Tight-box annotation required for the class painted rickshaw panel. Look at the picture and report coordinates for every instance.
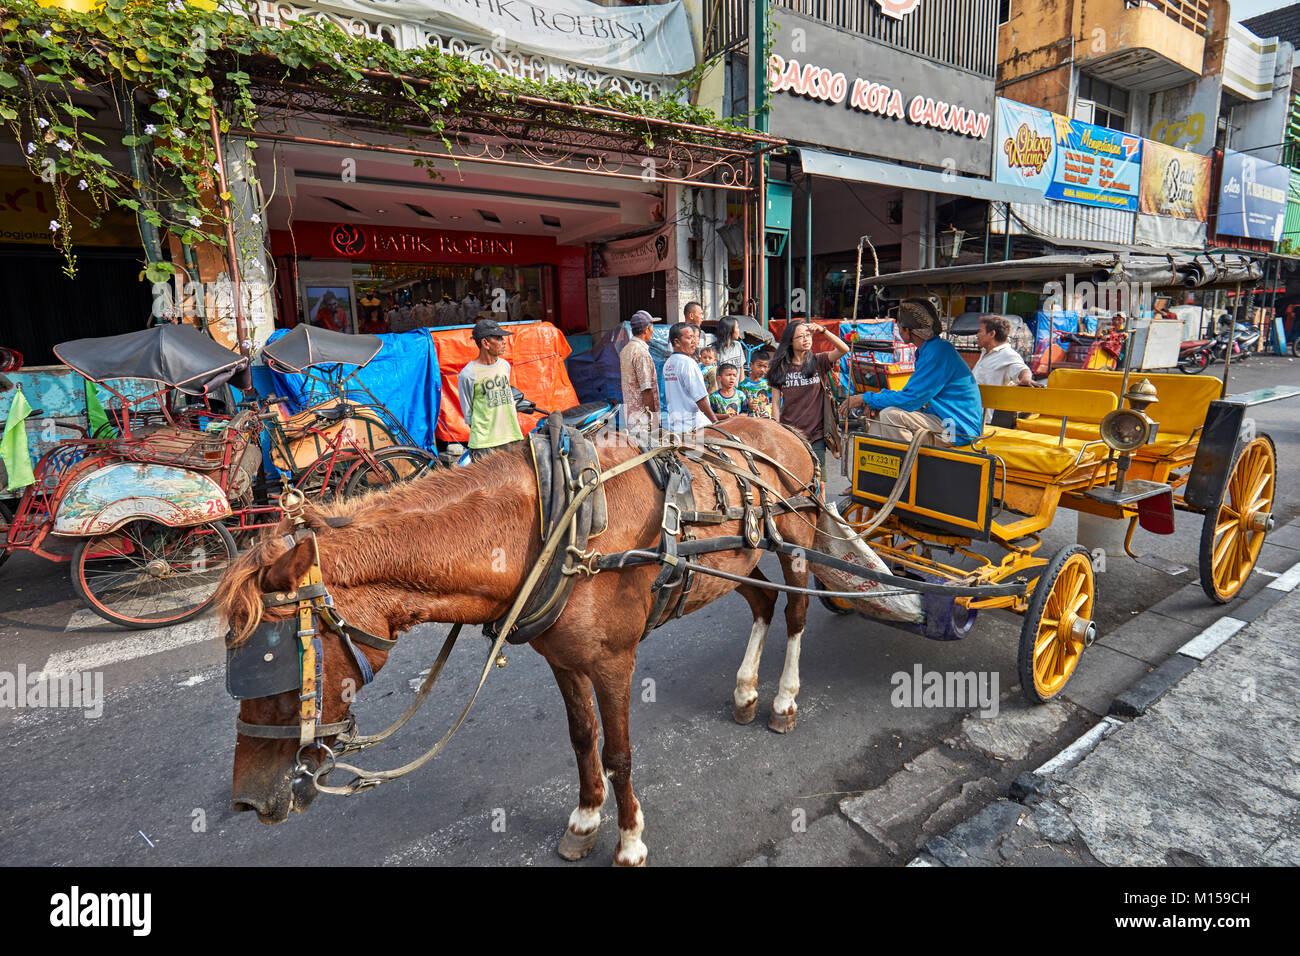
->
[52,462,231,536]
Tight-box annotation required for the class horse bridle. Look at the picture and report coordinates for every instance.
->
[226,524,396,765]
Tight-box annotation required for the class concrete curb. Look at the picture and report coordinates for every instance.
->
[911,527,1300,866]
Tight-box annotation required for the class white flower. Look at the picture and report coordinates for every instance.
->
[41,29,51,39]
[144,124,157,135]
[49,219,59,232]
[188,216,202,228]
[25,141,36,154]
[439,97,447,107]
[212,160,222,173]
[55,139,71,151]
[172,127,183,140]
[157,89,169,99]
[36,117,48,129]
[250,214,261,224]
[78,179,88,190]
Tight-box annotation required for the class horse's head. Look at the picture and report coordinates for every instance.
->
[217,513,394,823]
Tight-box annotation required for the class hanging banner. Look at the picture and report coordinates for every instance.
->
[591,225,673,277]
[1139,140,1211,222]
[1217,149,1289,241]
[1045,115,1143,211]
[994,99,1055,195]
[297,0,693,75]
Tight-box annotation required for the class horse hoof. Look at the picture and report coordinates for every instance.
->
[733,698,758,725]
[557,825,599,861]
[768,708,797,734]
[613,853,647,867]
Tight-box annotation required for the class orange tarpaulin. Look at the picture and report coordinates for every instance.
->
[432,321,580,443]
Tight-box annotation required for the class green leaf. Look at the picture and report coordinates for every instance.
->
[0,105,15,121]
[144,260,174,284]
[0,71,17,88]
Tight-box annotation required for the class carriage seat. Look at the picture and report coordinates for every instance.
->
[972,426,1109,478]
[1044,370,1221,459]
[979,384,1117,442]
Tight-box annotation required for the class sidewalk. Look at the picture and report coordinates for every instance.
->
[914,560,1300,867]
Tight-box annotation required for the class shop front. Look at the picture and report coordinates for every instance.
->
[270,220,586,334]
[762,6,1037,321]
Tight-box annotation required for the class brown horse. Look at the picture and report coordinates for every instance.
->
[218,416,819,866]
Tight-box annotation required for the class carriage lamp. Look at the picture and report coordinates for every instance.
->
[1123,378,1159,415]
[937,227,966,265]
[1099,408,1154,454]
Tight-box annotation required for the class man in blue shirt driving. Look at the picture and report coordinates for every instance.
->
[839,298,984,446]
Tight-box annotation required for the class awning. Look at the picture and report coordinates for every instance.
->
[798,147,1045,205]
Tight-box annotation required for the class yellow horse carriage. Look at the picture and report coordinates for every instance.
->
[829,254,1294,703]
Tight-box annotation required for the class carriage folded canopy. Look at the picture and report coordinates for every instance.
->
[54,324,248,394]
[261,324,382,373]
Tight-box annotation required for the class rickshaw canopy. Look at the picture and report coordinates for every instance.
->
[261,324,383,373]
[54,324,247,394]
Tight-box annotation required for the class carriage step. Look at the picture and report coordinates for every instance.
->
[1135,554,1188,576]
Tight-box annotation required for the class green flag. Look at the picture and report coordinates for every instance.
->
[1,386,36,491]
[84,377,113,439]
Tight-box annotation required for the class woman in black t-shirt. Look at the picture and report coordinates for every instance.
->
[767,320,850,471]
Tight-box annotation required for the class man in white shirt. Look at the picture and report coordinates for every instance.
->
[663,322,718,434]
[972,314,1036,388]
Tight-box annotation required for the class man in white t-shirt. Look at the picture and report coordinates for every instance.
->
[663,322,718,435]
[972,314,1039,423]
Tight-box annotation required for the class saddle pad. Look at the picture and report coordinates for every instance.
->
[527,428,608,538]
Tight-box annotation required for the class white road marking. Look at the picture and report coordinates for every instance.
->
[1034,716,1124,776]
[1266,560,1300,592]
[177,674,210,687]
[1178,616,1247,661]
[38,612,221,677]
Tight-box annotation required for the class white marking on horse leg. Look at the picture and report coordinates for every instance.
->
[772,629,803,716]
[733,618,770,710]
[567,805,601,835]
[613,805,647,867]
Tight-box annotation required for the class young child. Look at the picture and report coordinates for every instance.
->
[697,345,718,394]
[739,348,774,419]
[709,363,746,418]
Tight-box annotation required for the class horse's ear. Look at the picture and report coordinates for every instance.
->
[264,539,316,594]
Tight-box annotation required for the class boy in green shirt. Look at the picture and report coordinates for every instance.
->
[458,319,525,461]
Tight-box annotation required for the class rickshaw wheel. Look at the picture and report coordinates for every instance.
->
[1199,435,1276,604]
[816,577,855,615]
[1018,545,1095,704]
[341,448,437,497]
[71,519,238,629]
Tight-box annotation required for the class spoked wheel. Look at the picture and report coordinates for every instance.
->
[1018,545,1096,704]
[1199,436,1276,604]
[816,576,855,615]
[71,519,238,628]
[341,447,437,497]
[1178,350,1209,374]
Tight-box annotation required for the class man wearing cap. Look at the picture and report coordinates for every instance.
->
[458,319,524,461]
[839,298,983,446]
[620,310,659,439]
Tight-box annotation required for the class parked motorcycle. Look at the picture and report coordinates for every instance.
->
[1178,321,1261,374]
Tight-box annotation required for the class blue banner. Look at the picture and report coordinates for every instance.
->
[1217,149,1289,241]
[1045,115,1143,211]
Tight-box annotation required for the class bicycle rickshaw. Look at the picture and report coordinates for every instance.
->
[822,253,1295,703]
[258,325,437,498]
[0,325,279,628]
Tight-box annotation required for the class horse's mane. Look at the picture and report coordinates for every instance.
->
[217,448,536,644]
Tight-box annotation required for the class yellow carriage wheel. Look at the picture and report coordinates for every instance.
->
[816,577,857,615]
[1018,545,1096,704]
[1199,436,1276,604]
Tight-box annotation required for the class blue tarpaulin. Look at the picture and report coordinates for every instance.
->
[1033,310,1080,352]
[247,328,441,475]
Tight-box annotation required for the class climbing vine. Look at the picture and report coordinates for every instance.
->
[0,0,742,279]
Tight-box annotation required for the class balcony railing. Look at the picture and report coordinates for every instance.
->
[1123,0,1210,38]
[704,0,999,76]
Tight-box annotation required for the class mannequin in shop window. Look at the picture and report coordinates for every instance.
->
[411,297,436,329]
[358,288,382,329]
[462,288,483,323]
[433,294,461,326]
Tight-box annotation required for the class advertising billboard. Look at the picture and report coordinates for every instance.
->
[1217,150,1289,241]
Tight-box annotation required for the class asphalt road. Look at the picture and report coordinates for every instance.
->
[2,355,1298,866]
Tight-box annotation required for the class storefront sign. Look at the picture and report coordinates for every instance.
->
[274,221,570,265]
[767,10,995,177]
[994,100,1055,194]
[0,165,140,247]
[592,225,672,277]
[300,0,693,75]
[1046,116,1142,211]
[1139,141,1211,222]
[1217,149,1289,241]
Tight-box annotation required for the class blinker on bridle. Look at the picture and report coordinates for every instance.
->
[226,489,395,755]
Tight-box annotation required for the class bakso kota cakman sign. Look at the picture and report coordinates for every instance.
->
[304,0,693,75]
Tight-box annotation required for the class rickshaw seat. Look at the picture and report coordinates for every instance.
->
[978,384,1117,438]
[972,426,1109,477]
